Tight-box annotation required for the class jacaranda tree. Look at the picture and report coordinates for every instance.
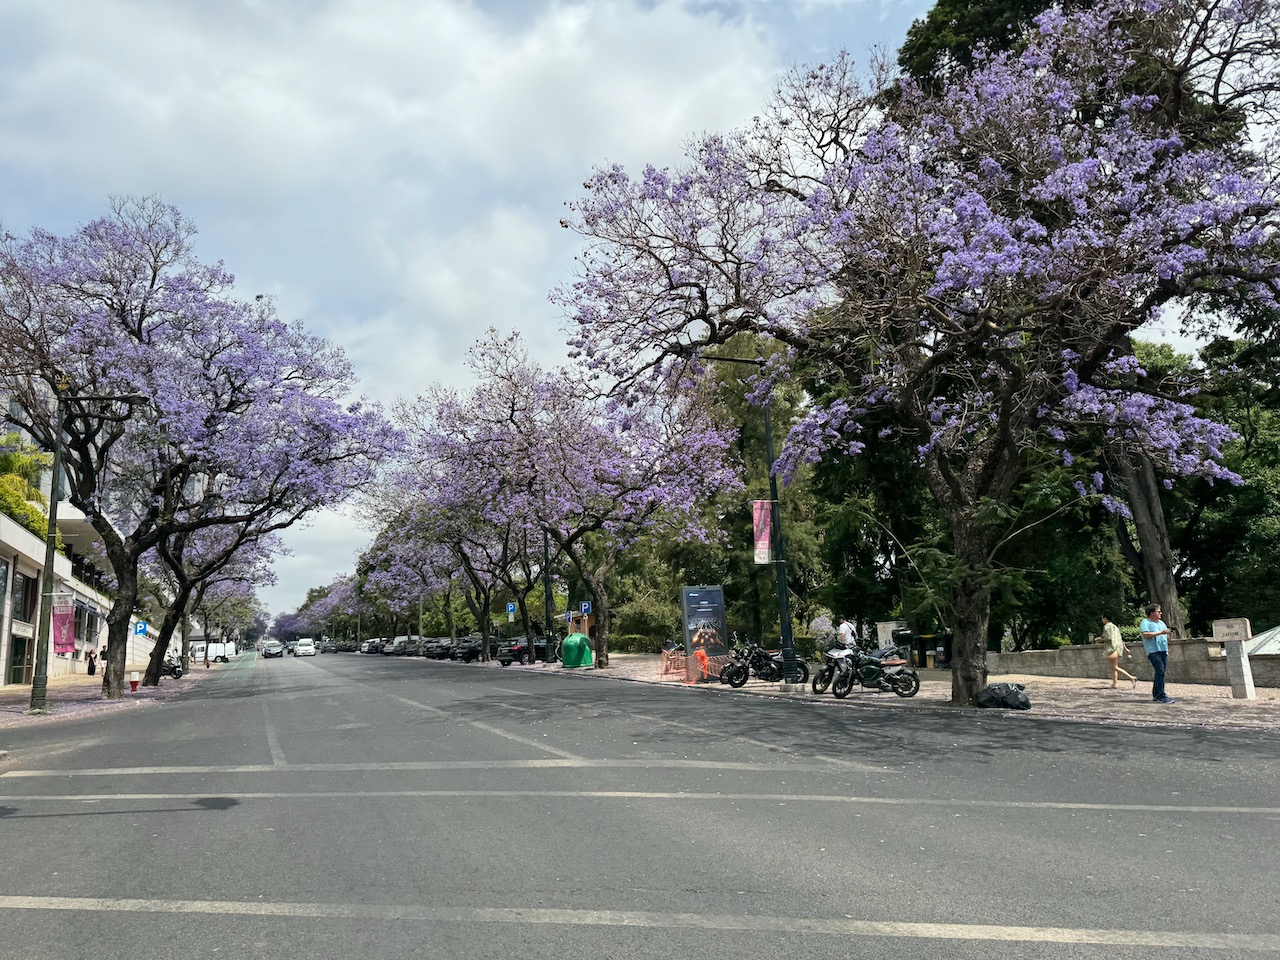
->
[557,0,1280,703]
[0,197,398,698]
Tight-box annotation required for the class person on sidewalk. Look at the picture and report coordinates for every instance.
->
[1140,603,1175,704]
[86,650,97,677]
[1101,614,1136,689]
[837,616,854,648]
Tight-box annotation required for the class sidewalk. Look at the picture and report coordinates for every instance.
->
[0,663,220,732]
[554,654,1280,731]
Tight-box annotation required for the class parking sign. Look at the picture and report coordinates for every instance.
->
[580,601,592,615]
[134,621,148,636]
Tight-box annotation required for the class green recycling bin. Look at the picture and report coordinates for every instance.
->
[560,633,594,668]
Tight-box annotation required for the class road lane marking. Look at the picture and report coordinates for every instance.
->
[0,896,1271,950]
[383,692,586,761]
[0,759,831,777]
[0,787,1276,816]
[261,704,286,767]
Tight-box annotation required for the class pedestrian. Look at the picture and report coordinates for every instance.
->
[1100,614,1136,689]
[86,650,97,677]
[1139,602,1175,704]
[837,616,854,647]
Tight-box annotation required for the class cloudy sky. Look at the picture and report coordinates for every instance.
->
[1,0,933,618]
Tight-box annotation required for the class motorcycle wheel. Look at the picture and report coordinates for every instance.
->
[893,672,921,698]
[520,652,531,665]
[811,666,833,694]
[726,664,749,688]
[788,660,810,685]
[832,670,855,699]
[172,667,183,679]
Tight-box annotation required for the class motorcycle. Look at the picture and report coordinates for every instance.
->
[812,639,858,696]
[162,655,184,679]
[832,644,920,698]
[721,640,809,687]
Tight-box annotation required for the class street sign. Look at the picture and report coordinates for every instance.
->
[564,611,572,623]
[134,621,148,636]
[506,602,516,614]
[580,601,592,615]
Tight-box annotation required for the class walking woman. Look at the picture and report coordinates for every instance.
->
[86,649,97,677]
[1101,614,1136,688]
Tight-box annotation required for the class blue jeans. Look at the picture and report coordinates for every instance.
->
[1148,651,1168,700]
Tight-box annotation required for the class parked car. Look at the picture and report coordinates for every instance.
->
[295,638,317,657]
[382,636,412,656]
[451,635,499,663]
[362,638,385,654]
[319,639,337,653]
[422,637,454,659]
[496,635,559,666]
[285,639,300,655]
[261,640,285,658]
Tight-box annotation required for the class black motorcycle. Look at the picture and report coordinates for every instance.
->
[832,644,920,698]
[721,640,809,687]
[162,655,184,679]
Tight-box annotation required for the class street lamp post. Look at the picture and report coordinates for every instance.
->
[27,391,66,713]
[701,354,800,684]
[27,385,147,712]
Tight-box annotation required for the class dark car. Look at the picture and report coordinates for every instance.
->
[423,637,454,659]
[496,635,559,666]
[450,635,498,663]
[319,640,337,654]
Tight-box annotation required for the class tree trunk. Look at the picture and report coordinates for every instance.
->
[949,525,992,706]
[101,585,136,701]
[1118,449,1186,637]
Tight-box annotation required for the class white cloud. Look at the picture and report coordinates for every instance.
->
[0,0,927,616]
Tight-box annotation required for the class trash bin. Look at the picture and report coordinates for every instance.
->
[560,633,594,669]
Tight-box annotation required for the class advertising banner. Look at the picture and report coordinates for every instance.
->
[753,500,772,565]
[680,585,728,656]
[52,593,76,655]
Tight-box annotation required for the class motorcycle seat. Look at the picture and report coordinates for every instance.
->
[881,657,908,666]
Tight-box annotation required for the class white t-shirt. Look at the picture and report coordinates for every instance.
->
[837,620,854,645]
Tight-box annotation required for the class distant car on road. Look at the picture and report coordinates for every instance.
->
[262,640,285,658]
[295,639,317,657]
[319,640,337,653]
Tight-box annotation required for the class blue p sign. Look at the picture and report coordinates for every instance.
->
[580,601,592,615]
[134,621,148,636]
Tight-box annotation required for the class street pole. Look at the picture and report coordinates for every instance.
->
[543,531,554,638]
[701,354,799,683]
[28,391,65,712]
[762,400,799,683]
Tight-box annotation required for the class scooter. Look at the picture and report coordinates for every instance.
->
[162,655,184,679]
[814,640,858,697]
[833,644,920,698]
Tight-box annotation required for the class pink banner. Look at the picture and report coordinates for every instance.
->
[52,596,76,654]
[753,500,772,565]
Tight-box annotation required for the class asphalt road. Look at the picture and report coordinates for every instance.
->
[0,651,1277,959]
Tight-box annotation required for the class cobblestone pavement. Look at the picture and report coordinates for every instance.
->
[554,653,1280,731]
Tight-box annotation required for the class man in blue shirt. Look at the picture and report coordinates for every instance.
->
[1140,602,1175,704]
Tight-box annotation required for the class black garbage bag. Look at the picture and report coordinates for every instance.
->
[976,682,1031,710]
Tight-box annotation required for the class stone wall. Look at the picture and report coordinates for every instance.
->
[987,638,1280,688]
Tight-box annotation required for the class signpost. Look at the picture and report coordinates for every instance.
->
[1213,618,1256,700]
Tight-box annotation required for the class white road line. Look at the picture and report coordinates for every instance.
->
[0,896,1272,950]
[0,787,1276,815]
[261,703,286,767]
[383,691,585,761]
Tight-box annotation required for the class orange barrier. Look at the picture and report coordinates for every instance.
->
[661,650,731,683]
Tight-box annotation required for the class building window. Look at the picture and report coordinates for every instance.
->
[11,571,39,624]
